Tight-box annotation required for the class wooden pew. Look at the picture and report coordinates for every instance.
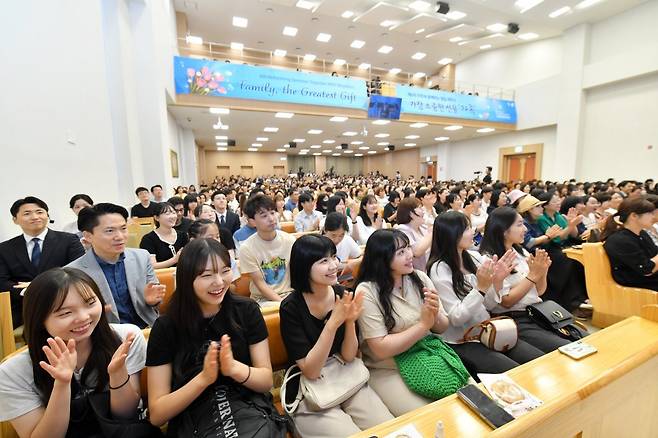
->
[0,292,16,361]
[126,221,156,249]
[279,221,296,233]
[351,316,658,438]
[154,268,176,313]
[566,243,658,328]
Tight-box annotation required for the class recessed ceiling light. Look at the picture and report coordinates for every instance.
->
[322,139,335,144]
[518,33,539,40]
[444,125,462,131]
[273,49,287,57]
[256,137,268,141]
[435,136,450,141]
[377,141,388,146]
[330,116,348,122]
[247,148,258,152]
[549,6,571,17]
[304,53,317,61]
[350,40,365,49]
[486,23,507,32]
[264,127,279,132]
[282,26,298,37]
[378,45,393,54]
[438,58,453,65]
[404,143,417,147]
[389,67,401,74]
[313,152,321,156]
[515,0,544,13]
[477,128,496,133]
[210,107,230,114]
[215,135,228,140]
[216,147,228,151]
[409,1,432,11]
[411,52,426,60]
[276,148,286,152]
[186,35,203,45]
[358,146,370,150]
[446,10,466,20]
[299,149,309,153]
[275,112,294,118]
[368,150,377,154]
[251,143,262,147]
[380,20,395,27]
[372,120,390,125]
[220,125,229,130]
[232,16,248,28]
[415,28,426,34]
[283,144,290,148]
[413,72,426,78]
[355,153,364,157]
[575,0,602,8]
[449,36,463,43]
[332,153,341,156]
[308,129,323,134]
[333,59,346,65]
[293,138,306,142]
[410,122,428,128]
[344,150,354,154]
[310,144,321,149]
[342,131,358,136]
[457,40,469,46]
[216,142,228,146]
[341,10,354,18]
[316,33,332,42]
[358,63,371,70]
[230,42,243,50]
[480,44,492,50]
[280,157,287,160]
[405,135,420,139]
[296,0,315,10]
[323,149,332,153]
[351,141,363,145]
[375,133,390,138]
[335,145,343,149]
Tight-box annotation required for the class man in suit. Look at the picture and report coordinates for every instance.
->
[212,189,240,235]
[0,196,85,327]
[66,203,165,327]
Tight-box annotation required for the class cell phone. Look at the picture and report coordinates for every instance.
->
[558,341,597,360]
[457,384,515,429]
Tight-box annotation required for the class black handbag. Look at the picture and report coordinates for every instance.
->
[171,384,289,438]
[526,300,588,341]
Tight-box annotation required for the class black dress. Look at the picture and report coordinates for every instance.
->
[604,229,658,291]
[139,230,188,265]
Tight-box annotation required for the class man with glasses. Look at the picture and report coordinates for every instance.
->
[168,196,192,235]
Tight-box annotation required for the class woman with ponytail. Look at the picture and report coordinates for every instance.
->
[602,198,658,291]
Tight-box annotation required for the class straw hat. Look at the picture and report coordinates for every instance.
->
[517,195,545,214]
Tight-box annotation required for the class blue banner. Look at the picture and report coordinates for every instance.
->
[395,86,517,124]
[174,56,369,110]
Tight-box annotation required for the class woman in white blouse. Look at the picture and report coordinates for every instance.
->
[478,207,570,353]
[354,195,383,245]
[416,188,438,227]
[427,212,543,373]
[395,198,432,271]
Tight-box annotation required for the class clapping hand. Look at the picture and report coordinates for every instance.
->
[529,249,551,277]
[39,337,77,383]
[492,250,517,284]
[343,291,364,323]
[199,341,220,386]
[545,225,562,240]
[475,258,495,292]
[219,335,239,380]
[144,283,166,306]
[419,288,440,330]
[107,332,135,377]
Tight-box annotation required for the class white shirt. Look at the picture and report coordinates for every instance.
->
[484,249,542,314]
[335,234,361,262]
[23,228,48,261]
[294,209,323,232]
[355,216,377,245]
[228,198,239,213]
[469,210,488,232]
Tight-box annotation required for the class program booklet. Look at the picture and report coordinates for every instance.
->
[478,373,543,418]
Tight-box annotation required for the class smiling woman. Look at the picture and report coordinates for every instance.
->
[139,202,189,269]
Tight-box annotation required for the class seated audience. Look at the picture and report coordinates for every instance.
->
[486,190,508,214]
[275,194,293,222]
[464,193,487,235]
[354,195,383,245]
[212,190,240,235]
[239,195,295,305]
[479,208,570,352]
[151,184,166,203]
[395,198,433,271]
[61,194,93,237]
[427,212,543,373]
[285,188,300,212]
[382,191,401,225]
[355,229,469,416]
[182,194,198,221]
[67,203,164,327]
[280,235,394,436]
[168,196,193,236]
[146,239,285,435]
[188,219,239,280]
[0,268,147,438]
[139,202,189,269]
[323,212,361,276]
[602,198,658,290]
[0,196,85,327]
[130,186,158,218]
[536,191,582,246]
[519,196,562,253]
[416,188,438,226]
[294,192,323,232]
[445,193,464,212]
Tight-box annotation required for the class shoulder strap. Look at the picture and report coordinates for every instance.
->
[280,364,303,415]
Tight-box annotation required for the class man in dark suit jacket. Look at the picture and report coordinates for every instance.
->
[212,189,240,235]
[0,196,85,327]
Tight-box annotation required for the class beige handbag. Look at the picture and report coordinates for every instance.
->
[281,355,370,414]
[462,317,518,352]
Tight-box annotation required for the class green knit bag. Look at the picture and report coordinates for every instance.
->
[394,335,470,400]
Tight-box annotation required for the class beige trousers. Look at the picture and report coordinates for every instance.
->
[368,367,433,417]
[292,383,394,438]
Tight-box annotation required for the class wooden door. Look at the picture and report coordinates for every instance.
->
[504,153,536,181]
[240,166,254,178]
[523,154,536,180]
[273,165,285,176]
[216,165,230,179]
[426,163,436,180]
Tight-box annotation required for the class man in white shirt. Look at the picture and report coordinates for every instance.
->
[150,184,166,203]
[294,192,323,232]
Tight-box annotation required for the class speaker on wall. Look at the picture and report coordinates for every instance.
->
[436,1,449,14]
[387,144,395,151]
[341,143,348,150]
[227,139,236,146]
[508,23,519,34]
[289,141,297,148]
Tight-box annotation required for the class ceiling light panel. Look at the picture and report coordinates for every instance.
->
[389,67,401,74]
[209,107,230,114]
[378,45,393,54]
[411,52,427,60]
[426,24,483,41]
[549,6,571,17]
[282,26,298,37]
[445,10,466,20]
[308,129,323,134]
[515,0,544,13]
[358,63,371,69]
[352,2,410,27]
[273,49,287,57]
[438,57,453,65]
[316,33,332,42]
[444,125,463,131]
[341,10,355,19]
[390,13,447,34]
[303,54,316,61]
[330,116,348,122]
[296,0,315,10]
[264,127,279,132]
[486,23,507,32]
[232,16,248,28]
[275,112,294,118]
[350,40,366,49]
[518,33,539,40]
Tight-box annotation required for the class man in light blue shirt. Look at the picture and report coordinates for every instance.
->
[294,192,323,232]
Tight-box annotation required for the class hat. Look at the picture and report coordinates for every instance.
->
[507,189,527,205]
[517,195,545,214]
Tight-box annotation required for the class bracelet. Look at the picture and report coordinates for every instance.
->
[525,276,537,285]
[237,366,251,384]
[109,375,130,390]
